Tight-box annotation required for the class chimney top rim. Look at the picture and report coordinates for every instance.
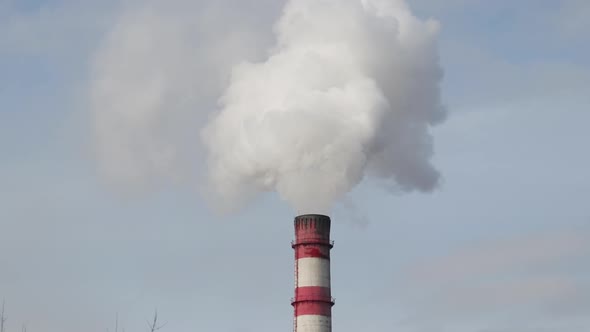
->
[295,214,330,219]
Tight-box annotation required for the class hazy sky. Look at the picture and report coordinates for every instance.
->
[1,1,589,332]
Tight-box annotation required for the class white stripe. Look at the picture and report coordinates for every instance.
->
[297,257,331,288]
[296,315,331,332]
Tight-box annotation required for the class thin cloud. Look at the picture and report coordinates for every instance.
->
[396,228,590,329]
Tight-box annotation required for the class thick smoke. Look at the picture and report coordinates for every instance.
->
[91,0,445,213]
[202,0,445,213]
[90,1,274,191]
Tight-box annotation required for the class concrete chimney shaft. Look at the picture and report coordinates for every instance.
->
[292,214,334,332]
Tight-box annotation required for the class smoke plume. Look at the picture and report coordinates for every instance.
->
[91,0,445,213]
[202,0,445,213]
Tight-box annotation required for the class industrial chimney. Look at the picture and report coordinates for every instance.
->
[292,214,334,332]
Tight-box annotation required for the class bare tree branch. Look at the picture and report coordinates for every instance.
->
[146,310,167,332]
[107,312,120,332]
[1,300,6,332]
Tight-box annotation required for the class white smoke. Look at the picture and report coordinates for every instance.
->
[91,0,445,213]
[90,1,275,191]
[202,0,445,213]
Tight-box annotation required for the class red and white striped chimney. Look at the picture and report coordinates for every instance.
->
[291,214,334,332]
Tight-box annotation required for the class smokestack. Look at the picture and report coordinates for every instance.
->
[292,214,334,332]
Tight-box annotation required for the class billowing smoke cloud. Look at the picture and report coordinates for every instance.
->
[91,0,445,213]
[90,1,276,191]
[202,0,445,213]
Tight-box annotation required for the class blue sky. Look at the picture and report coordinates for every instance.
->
[1,1,589,331]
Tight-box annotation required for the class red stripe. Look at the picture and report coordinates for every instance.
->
[294,301,332,316]
[292,286,333,317]
[295,245,331,259]
[295,286,331,300]
[295,229,330,243]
